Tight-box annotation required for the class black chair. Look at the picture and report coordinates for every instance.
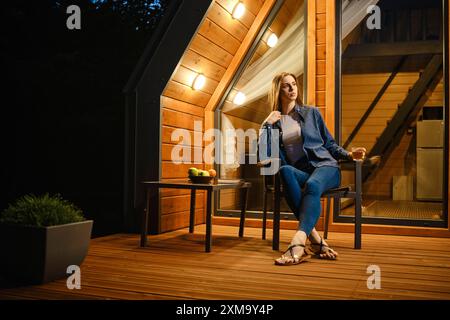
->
[257,157,380,251]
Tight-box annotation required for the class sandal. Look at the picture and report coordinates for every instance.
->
[274,244,310,266]
[308,238,338,260]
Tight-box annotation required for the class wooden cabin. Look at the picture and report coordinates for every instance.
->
[124,0,450,238]
[2,0,450,301]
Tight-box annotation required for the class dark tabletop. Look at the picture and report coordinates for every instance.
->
[141,179,251,190]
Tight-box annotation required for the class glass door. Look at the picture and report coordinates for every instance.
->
[337,0,448,226]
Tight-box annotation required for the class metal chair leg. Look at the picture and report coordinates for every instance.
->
[354,160,362,249]
[272,174,281,251]
[262,190,267,240]
[238,187,248,238]
[324,196,331,239]
[333,196,339,233]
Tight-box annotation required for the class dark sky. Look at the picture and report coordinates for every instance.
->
[0,0,167,236]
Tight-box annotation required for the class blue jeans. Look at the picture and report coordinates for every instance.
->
[278,165,340,236]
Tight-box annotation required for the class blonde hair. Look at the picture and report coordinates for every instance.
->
[268,72,303,112]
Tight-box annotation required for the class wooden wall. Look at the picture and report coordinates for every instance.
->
[447,0,450,231]
[156,0,450,237]
[316,0,327,113]
[159,0,268,232]
[312,0,331,230]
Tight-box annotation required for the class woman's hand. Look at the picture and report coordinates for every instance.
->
[264,111,281,125]
[349,147,367,160]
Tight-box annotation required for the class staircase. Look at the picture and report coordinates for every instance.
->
[368,55,443,161]
[339,1,445,200]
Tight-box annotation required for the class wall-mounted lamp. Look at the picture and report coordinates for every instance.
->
[267,33,278,48]
[232,2,246,20]
[192,73,206,90]
[233,91,246,105]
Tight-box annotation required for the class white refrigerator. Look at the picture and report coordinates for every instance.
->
[416,120,444,200]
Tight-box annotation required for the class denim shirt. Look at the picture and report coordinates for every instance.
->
[258,104,351,171]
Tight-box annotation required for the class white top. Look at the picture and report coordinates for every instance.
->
[280,113,305,165]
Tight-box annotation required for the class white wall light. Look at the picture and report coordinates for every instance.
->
[233,91,246,105]
[192,74,206,90]
[232,2,245,20]
[267,33,278,48]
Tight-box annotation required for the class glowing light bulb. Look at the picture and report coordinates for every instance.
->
[267,33,278,48]
[192,74,206,90]
[233,91,246,105]
[232,2,245,20]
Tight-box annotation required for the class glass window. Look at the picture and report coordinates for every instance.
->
[338,0,447,226]
[215,0,306,219]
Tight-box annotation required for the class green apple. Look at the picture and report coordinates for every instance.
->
[198,170,210,177]
[188,167,198,176]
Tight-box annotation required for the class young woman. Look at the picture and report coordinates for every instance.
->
[259,72,366,266]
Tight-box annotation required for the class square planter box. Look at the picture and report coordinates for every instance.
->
[0,220,93,284]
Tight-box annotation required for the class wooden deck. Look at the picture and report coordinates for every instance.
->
[1,225,450,300]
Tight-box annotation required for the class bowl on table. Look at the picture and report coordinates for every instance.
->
[189,175,214,184]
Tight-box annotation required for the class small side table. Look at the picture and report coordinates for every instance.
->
[140,179,251,252]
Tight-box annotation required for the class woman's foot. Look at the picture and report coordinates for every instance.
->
[309,240,338,259]
[308,231,338,260]
[274,244,309,265]
[275,231,310,266]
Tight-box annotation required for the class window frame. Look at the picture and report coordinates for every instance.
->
[334,0,449,228]
[214,0,309,219]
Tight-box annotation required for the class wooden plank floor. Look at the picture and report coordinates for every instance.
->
[1,225,450,300]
